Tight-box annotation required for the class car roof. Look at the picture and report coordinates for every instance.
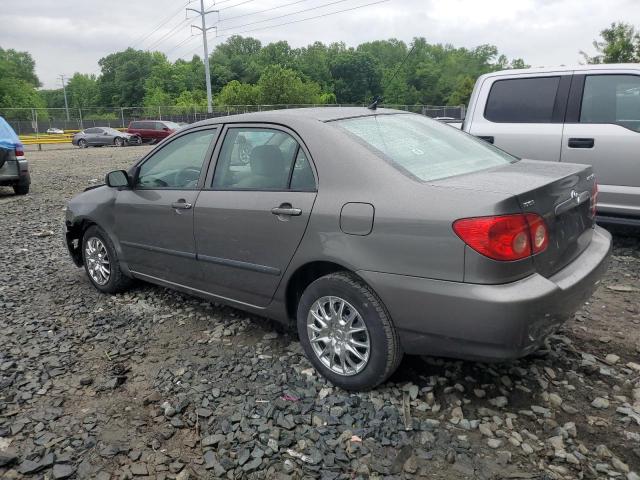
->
[479,63,640,80]
[189,107,410,128]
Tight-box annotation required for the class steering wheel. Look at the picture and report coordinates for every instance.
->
[174,168,201,188]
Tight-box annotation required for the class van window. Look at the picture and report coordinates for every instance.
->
[485,77,560,123]
[580,74,640,132]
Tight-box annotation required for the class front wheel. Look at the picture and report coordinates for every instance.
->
[82,225,132,294]
[297,272,403,391]
[114,137,124,147]
[78,139,87,148]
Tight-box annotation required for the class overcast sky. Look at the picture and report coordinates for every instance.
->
[1,0,639,89]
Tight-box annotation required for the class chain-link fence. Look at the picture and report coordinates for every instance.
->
[0,104,466,135]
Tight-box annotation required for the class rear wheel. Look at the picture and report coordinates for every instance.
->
[297,272,403,391]
[133,136,142,146]
[78,139,87,148]
[82,225,132,294]
[13,184,29,195]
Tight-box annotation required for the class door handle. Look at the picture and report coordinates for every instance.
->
[271,205,302,216]
[171,200,192,210]
[477,135,494,144]
[568,138,595,149]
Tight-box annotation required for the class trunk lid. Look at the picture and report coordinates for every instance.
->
[436,159,596,277]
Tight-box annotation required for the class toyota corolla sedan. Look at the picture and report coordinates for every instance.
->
[64,108,611,390]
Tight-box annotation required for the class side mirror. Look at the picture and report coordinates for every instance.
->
[105,170,130,188]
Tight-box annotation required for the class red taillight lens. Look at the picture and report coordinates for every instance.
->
[590,182,598,218]
[15,148,24,157]
[453,213,548,261]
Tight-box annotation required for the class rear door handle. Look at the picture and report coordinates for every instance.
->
[477,135,494,144]
[171,200,192,210]
[271,205,302,216]
[568,138,595,149]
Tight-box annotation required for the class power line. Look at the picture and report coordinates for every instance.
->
[166,34,200,56]
[219,0,310,23]
[180,0,390,58]
[130,1,192,49]
[218,0,256,11]
[216,0,350,34]
[145,16,192,50]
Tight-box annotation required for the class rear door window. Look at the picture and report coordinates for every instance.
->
[580,74,640,132]
[485,77,560,123]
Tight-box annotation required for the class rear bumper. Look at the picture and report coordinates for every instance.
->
[358,226,612,360]
[0,158,30,186]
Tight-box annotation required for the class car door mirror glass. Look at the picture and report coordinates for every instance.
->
[105,170,130,188]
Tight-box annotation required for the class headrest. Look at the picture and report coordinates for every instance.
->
[249,145,285,177]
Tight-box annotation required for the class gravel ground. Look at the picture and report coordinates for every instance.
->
[1,145,639,480]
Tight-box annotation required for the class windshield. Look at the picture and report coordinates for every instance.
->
[334,114,516,182]
[163,121,181,130]
[103,128,123,135]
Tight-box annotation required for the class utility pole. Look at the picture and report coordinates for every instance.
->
[187,0,218,114]
[59,74,70,121]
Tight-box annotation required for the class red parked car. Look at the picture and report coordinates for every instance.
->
[126,120,181,144]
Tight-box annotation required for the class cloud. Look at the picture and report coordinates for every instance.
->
[0,0,638,89]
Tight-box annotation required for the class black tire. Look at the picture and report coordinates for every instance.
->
[81,225,132,294]
[13,184,29,195]
[296,272,403,391]
[114,137,124,147]
[78,139,87,148]
[133,136,142,146]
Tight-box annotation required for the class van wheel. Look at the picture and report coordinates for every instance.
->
[297,272,403,391]
[82,225,132,294]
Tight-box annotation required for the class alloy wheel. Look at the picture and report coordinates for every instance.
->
[85,237,111,285]
[306,296,371,376]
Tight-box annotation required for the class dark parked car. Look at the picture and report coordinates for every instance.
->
[65,108,611,390]
[0,116,30,195]
[127,120,180,143]
[72,127,141,148]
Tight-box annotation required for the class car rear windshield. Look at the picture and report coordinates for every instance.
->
[334,114,516,182]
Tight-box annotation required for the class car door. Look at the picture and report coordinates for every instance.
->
[114,127,219,286]
[194,124,318,307]
[561,71,640,218]
[467,73,571,161]
[84,128,99,145]
[97,128,112,146]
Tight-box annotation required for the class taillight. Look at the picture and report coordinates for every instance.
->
[590,182,598,218]
[15,147,24,157]
[453,213,548,261]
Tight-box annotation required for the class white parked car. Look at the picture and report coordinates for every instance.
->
[462,64,640,225]
[46,127,64,134]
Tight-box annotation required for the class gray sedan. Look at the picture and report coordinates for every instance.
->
[64,108,611,390]
[72,127,141,148]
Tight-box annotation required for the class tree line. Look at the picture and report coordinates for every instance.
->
[1,22,638,120]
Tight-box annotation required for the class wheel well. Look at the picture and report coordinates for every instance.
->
[66,219,96,266]
[285,261,348,322]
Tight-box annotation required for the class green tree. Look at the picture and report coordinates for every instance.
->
[215,80,261,106]
[97,48,163,106]
[330,50,382,103]
[257,65,322,104]
[582,22,640,63]
[66,73,98,109]
[0,47,44,118]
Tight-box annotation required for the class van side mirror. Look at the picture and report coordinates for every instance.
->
[105,170,130,188]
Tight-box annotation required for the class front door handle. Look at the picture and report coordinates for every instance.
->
[171,200,192,210]
[271,204,302,216]
[568,138,595,149]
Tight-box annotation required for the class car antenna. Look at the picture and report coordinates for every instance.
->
[367,43,417,111]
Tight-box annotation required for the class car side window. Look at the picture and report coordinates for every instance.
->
[290,149,316,191]
[485,76,560,123]
[212,127,301,190]
[85,128,98,134]
[136,129,216,189]
[580,74,640,132]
